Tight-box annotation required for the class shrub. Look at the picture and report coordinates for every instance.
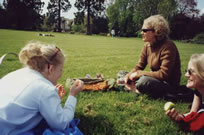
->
[192,33,204,44]
[99,33,107,36]
[136,30,142,38]
[72,24,82,32]
[70,31,75,34]
[72,24,86,33]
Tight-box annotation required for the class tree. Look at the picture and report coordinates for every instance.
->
[107,0,177,36]
[106,1,120,33]
[176,0,199,16]
[41,15,54,31]
[107,0,179,37]
[200,14,204,32]
[74,0,106,35]
[158,0,177,20]
[2,0,44,30]
[170,14,189,39]
[74,12,85,25]
[92,16,108,34]
[168,0,200,40]
[47,0,71,32]
[107,0,137,37]
[132,0,162,30]
[0,5,6,28]
[106,0,201,39]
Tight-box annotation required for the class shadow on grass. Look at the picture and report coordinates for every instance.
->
[77,113,119,135]
[6,58,18,61]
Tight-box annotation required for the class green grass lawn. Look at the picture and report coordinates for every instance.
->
[1,29,204,135]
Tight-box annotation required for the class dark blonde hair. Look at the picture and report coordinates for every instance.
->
[143,14,170,41]
[19,41,65,72]
[189,54,204,81]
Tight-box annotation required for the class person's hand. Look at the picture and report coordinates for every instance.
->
[124,72,137,84]
[56,84,66,99]
[166,108,184,122]
[124,73,131,84]
[129,72,138,81]
[69,80,84,97]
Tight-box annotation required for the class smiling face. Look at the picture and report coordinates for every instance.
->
[185,61,203,90]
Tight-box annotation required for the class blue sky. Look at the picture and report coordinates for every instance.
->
[0,0,204,19]
[197,0,204,14]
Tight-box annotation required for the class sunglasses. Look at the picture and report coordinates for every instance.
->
[50,47,60,61]
[185,69,195,75]
[142,29,155,33]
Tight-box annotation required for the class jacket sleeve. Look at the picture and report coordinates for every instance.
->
[136,44,177,81]
[131,45,148,73]
[39,87,77,130]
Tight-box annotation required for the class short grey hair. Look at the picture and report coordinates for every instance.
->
[143,14,170,41]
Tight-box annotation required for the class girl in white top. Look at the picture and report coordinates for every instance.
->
[0,42,84,135]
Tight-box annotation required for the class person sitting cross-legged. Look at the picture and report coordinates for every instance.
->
[121,14,181,98]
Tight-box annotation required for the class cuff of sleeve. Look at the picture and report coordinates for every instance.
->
[65,95,77,107]
[136,70,143,78]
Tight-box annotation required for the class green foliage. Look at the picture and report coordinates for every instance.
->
[72,24,86,33]
[170,14,201,40]
[74,0,106,17]
[1,0,44,30]
[107,0,178,36]
[192,33,204,44]
[176,0,198,15]
[157,0,177,20]
[1,29,204,135]
[74,0,106,34]
[136,30,142,38]
[41,15,54,31]
[107,0,137,36]
[47,0,72,32]
[106,0,201,39]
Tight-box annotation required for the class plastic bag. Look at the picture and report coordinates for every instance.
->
[65,119,83,135]
[42,119,83,135]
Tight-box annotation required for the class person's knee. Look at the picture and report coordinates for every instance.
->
[136,76,153,93]
[136,76,167,98]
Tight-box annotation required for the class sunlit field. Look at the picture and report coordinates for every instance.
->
[1,29,204,135]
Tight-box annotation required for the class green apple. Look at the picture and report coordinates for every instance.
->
[164,102,175,111]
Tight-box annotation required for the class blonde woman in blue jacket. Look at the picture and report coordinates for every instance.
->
[0,42,84,135]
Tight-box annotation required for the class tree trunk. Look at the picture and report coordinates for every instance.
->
[87,0,91,35]
[58,0,61,32]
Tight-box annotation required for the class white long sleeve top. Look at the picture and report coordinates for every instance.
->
[0,67,77,135]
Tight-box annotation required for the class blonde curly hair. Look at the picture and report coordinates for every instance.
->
[19,41,65,72]
[143,14,170,41]
[189,54,204,81]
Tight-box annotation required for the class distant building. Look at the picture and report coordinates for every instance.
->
[61,17,74,32]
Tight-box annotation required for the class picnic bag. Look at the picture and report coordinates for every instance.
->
[66,74,115,91]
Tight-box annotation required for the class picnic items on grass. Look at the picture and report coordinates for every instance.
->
[66,74,115,91]
[116,71,130,91]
